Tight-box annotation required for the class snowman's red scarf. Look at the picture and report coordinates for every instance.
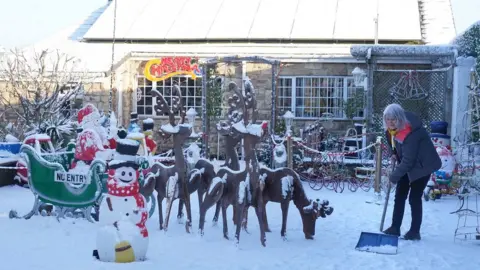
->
[107,169,149,237]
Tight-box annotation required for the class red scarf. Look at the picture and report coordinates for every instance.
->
[393,124,412,143]
[107,169,149,237]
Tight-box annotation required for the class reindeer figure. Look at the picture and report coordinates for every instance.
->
[140,84,194,233]
[216,82,244,171]
[271,138,287,169]
[200,80,269,246]
[208,82,246,225]
[256,166,334,240]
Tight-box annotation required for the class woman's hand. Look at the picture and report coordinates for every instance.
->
[390,154,397,165]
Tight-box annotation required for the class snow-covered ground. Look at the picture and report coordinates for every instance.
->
[1,184,479,270]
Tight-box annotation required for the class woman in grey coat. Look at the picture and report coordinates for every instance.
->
[382,104,441,240]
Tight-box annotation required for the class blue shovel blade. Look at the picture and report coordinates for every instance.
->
[355,232,399,255]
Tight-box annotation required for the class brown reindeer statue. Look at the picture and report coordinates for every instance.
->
[178,81,248,236]
[256,166,334,240]
[140,84,194,233]
[200,79,269,246]
[216,82,243,171]
[209,82,246,226]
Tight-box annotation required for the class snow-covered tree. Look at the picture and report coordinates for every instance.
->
[0,48,95,147]
[453,21,480,76]
[452,21,480,141]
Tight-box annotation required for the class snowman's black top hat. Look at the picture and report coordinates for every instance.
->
[130,112,138,122]
[108,138,140,169]
[143,120,154,131]
[117,127,127,139]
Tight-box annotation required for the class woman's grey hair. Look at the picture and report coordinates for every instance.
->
[383,103,409,130]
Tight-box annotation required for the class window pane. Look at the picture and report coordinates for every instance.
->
[278,78,293,115]
[286,76,365,119]
[137,106,145,115]
[135,75,204,117]
[144,96,151,105]
[145,106,153,115]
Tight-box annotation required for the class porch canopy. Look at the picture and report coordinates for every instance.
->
[199,55,280,157]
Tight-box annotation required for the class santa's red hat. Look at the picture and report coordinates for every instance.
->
[77,104,100,125]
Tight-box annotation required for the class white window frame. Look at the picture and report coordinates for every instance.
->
[278,76,365,120]
[134,74,203,118]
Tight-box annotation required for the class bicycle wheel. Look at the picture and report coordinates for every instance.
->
[359,176,374,192]
[347,177,359,192]
[308,175,324,191]
[335,180,345,193]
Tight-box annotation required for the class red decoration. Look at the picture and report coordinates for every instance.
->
[77,104,100,125]
[145,136,157,155]
[106,137,117,149]
[149,57,200,77]
[74,130,105,162]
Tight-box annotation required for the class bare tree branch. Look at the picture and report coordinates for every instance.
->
[0,48,96,144]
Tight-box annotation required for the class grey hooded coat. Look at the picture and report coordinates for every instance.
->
[386,111,442,183]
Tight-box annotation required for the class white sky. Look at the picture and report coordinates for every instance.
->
[0,0,478,48]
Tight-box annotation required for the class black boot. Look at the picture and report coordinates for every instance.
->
[92,250,99,260]
[383,226,401,236]
[403,230,421,241]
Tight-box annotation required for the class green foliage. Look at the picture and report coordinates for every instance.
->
[274,116,286,134]
[344,90,365,120]
[206,67,223,120]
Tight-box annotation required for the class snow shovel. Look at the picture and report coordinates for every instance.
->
[355,164,398,255]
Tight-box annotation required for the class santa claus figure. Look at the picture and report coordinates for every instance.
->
[93,139,149,263]
[72,104,112,169]
[142,118,157,155]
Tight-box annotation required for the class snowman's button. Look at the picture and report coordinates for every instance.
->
[126,213,129,216]
[124,198,128,201]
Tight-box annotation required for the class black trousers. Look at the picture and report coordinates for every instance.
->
[391,174,430,233]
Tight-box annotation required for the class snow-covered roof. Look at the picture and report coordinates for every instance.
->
[83,0,423,42]
[13,0,458,73]
[418,0,457,44]
[25,38,357,72]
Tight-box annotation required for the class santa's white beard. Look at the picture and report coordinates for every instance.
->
[83,122,108,145]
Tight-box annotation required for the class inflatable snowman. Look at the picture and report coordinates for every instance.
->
[93,139,149,263]
[425,146,456,200]
[128,112,141,133]
[432,146,455,184]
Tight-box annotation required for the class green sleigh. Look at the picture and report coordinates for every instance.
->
[9,144,156,222]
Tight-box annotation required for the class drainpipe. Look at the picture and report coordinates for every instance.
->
[365,47,374,130]
[117,73,123,125]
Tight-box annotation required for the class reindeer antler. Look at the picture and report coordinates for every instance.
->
[216,82,247,138]
[227,82,245,124]
[152,84,185,126]
[173,84,186,124]
[243,78,258,124]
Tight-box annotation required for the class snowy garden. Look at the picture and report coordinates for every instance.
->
[1,21,480,270]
